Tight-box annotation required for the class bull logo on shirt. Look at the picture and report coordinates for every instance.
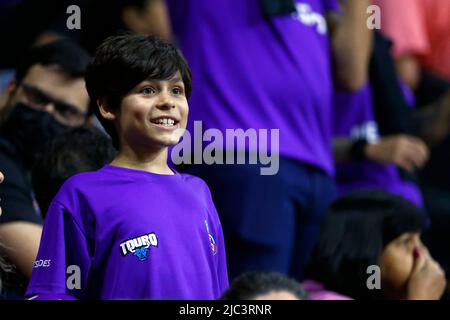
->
[119,232,158,261]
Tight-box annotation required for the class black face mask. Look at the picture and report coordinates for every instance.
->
[0,103,70,168]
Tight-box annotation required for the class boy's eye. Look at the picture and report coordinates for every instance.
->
[172,87,181,95]
[141,87,156,95]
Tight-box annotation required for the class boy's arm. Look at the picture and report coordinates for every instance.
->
[26,201,92,300]
[327,0,373,91]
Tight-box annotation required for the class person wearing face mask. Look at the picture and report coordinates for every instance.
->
[303,191,447,300]
[0,39,91,298]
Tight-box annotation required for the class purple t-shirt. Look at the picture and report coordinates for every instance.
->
[302,280,352,300]
[333,83,423,207]
[168,0,339,176]
[26,165,229,300]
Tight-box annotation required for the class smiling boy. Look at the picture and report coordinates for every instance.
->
[25,34,229,300]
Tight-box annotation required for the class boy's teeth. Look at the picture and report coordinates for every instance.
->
[156,118,175,126]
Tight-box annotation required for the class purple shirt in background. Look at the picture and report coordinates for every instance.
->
[168,0,339,176]
[333,83,423,207]
[399,80,416,107]
[303,280,352,300]
[26,165,229,299]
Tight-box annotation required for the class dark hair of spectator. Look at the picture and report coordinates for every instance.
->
[85,33,192,149]
[15,39,91,84]
[221,272,308,300]
[32,127,116,217]
[305,191,427,300]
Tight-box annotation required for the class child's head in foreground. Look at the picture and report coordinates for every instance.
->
[306,191,446,300]
[85,33,192,151]
[221,272,308,300]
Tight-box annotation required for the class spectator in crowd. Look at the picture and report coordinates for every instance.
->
[331,4,428,208]
[373,0,450,87]
[0,39,90,296]
[333,82,428,207]
[164,0,371,281]
[371,0,450,146]
[370,1,450,294]
[304,191,447,300]
[31,127,116,218]
[222,272,308,300]
[26,34,228,300]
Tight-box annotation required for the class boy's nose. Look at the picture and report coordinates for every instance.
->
[156,94,175,110]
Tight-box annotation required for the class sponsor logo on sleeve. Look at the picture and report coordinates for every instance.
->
[33,259,51,268]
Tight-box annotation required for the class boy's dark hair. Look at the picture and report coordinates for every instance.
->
[305,191,427,300]
[85,33,192,149]
[32,127,116,217]
[15,39,91,84]
[221,272,308,300]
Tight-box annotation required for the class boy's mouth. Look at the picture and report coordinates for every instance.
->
[150,116,180,129]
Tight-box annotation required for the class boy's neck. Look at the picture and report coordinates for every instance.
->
[111,144,174,175]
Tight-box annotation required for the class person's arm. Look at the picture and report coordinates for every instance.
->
[327,0,373,91]
[122,0,172,41]
[333,135,429,172]
[0,171,3,216]
[0,157,43,278]
[0,222,42,277]
[396,55,422,91]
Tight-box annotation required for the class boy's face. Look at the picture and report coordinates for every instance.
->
[114,71,188,149]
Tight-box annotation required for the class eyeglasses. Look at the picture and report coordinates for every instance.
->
[21,83,88,126]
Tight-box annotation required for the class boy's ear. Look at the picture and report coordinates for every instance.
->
[97,97,116,121]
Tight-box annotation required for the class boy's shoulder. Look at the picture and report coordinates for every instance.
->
[62,167,109,189]
[52,167,113,202]
[178,172,210,191]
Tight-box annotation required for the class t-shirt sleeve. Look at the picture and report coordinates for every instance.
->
[25,201,92,300]
[0,152,42,225]
[213,213,229,295]
[203,183,229,295]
